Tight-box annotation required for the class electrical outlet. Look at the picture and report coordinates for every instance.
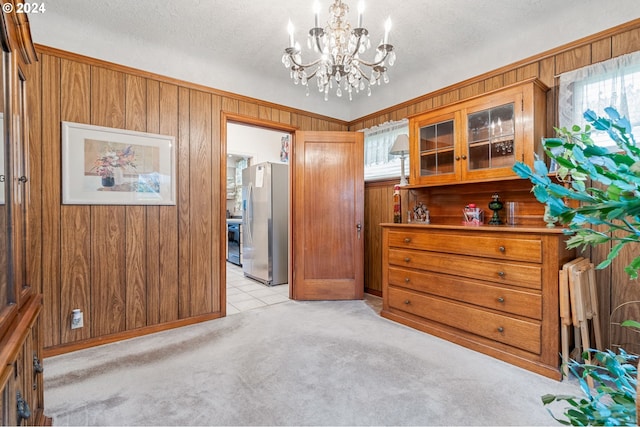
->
[71,309,84,329]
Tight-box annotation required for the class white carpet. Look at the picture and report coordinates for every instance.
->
[44,299,580,426]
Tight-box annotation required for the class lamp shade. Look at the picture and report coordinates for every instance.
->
[390,134,409,155]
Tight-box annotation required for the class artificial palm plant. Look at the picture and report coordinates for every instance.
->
[513,107,639,425]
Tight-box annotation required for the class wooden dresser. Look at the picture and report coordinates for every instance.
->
[381,223,575,379]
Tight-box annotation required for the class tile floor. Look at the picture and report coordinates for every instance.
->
[225,261,383,315]
[226,262,290,315]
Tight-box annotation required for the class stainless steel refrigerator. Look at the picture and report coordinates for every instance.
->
[241,162,289,285]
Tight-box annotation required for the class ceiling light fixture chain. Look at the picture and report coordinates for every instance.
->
[282,0,395,101]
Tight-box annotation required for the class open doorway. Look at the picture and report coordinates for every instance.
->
[221,114,297,315]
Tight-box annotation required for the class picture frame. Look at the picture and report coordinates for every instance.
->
[62,121,176,205]
[280,134,289,163]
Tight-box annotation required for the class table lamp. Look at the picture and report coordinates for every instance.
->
[390,134,409,186]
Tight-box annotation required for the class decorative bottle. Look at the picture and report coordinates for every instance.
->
[393,185,401,223]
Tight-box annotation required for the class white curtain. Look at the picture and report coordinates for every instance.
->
[361,119,409,181]
[559,51,640,147]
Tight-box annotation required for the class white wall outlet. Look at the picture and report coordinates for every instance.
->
[71,309,84,329]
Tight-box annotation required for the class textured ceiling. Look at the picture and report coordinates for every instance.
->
[30,0,639,121]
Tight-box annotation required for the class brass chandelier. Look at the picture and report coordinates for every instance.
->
[282,0,395,101]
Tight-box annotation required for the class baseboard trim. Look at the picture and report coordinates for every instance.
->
[43,311,224,357]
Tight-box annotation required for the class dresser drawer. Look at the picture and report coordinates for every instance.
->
[387,230,542,263]
[388,248,542,290]
[388,287,541,354]
[388,266,542,319]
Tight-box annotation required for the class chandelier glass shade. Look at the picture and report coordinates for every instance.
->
[282,0,395,101]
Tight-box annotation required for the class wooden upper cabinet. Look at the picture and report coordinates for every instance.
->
[409,79,548,186]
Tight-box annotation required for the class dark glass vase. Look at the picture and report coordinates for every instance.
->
[101,176,115,187]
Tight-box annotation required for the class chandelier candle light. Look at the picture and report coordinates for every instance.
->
[282,0,395,100]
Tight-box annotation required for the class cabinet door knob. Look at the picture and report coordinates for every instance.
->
[497,297,505,303]
[404,277,410,283]
[461,155,467,160]
[16,390,31,422]
[499,246,506,252]
[404,257,411,262]
[455,156,460,161]
[18,175,28,183]
[497,271,505,277]
[404,237,411,243]
[497,327,504,333]
[33,353,44,374]
[404,300,411,305]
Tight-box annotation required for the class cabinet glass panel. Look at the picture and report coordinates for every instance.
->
[467,103,515,170]
[0,52,7,312]
[419,119,454,176]
[17,70,28,295]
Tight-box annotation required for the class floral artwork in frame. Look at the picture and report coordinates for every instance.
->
[62,121,176,205]
[280,135,289,163]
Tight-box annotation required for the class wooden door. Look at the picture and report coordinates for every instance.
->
[290,131,364,300]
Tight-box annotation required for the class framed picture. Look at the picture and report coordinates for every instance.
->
[62,121,176,205]
[280,135,289,163]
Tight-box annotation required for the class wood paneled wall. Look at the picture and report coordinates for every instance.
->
[28,19,640,354]
[30,46,348,354]
[360,19,640,349]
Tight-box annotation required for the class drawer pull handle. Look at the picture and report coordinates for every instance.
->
[404,300,411,305]
[499,246,506,252]
[404,277,410,283]
[497,297,505,303]
[404,257,411,263]
[497,271,505,277]
[404,237,411,243]
[497,327,504,333]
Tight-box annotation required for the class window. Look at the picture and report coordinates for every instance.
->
[362,119,409,181]
[559,51,640,149]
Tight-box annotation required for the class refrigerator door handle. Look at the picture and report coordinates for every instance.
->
[246,183,253,242]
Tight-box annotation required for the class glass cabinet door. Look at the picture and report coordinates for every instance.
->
[0,51,8,318]
[467,102,515,171]
[418,118,455,178]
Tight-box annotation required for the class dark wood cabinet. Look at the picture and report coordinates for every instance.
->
[0,1,47,425]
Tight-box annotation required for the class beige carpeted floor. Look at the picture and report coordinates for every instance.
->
[44,299,581,426]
